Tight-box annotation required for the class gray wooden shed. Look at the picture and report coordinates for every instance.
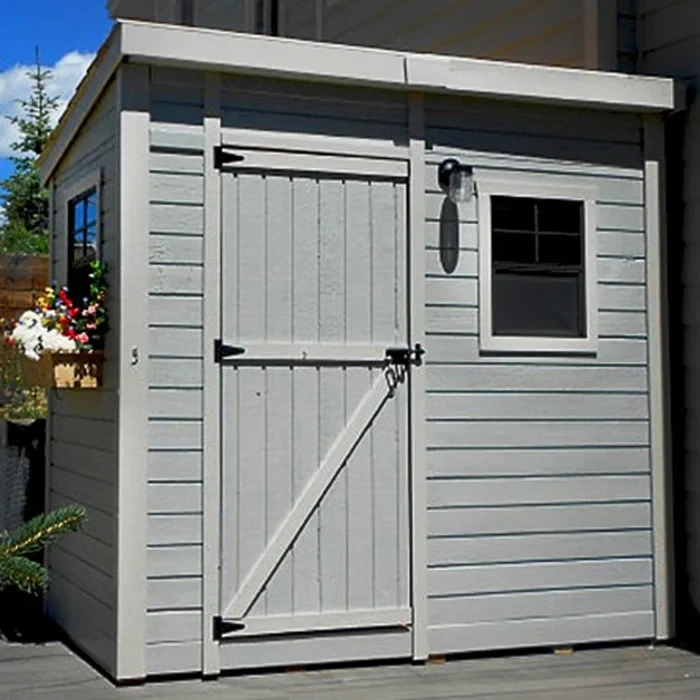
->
[38,20,678,683]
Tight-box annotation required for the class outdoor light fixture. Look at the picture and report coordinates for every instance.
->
[438,158,474,204]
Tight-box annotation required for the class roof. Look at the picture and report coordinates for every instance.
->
[39,20,678,183]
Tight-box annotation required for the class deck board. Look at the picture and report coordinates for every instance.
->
[2,641,700,698]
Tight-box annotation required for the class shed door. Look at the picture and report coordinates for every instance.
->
[217,149,411,666]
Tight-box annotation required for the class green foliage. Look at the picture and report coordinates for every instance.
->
[0,48,59,254]
[0,221,50,255]
[0,506,86,594]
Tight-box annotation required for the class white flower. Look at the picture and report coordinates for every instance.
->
[10,310,77,361]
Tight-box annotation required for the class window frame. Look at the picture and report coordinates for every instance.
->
[477,174,598,354]
[64,171,102,288]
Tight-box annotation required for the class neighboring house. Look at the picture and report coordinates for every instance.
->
[633,0,700,643]
[35,0,694,684]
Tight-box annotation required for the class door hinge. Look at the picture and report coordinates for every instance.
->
[385,343,426,368]
[214,146,245,170]
[214,339,246,363]
[213,616,246,641]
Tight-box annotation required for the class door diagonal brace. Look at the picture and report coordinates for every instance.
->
[223,371,397,620]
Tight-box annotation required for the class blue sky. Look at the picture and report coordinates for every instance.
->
[0,1,112,183]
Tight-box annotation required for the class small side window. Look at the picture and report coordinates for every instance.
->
[478,177,598,354]
[491,196,585,338]
[68,187,99,303]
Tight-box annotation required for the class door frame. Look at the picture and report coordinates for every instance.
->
[201,94,427,675]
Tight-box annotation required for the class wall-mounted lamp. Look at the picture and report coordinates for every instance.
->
[438,158,474,204]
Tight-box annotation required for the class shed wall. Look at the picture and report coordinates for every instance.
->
[47,79,120,675]
[145,66,205,674]
[144,68,410,674]
[638,0,700,627]
[142,62,658,672]
[423,95,655,652]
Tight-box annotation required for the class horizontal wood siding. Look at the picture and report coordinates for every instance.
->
[219,74,408,151]
[424,95,653,653]
[283,0,586,68]
[47,79,119,676]
[638,0,700,625]
[146,66,205,672]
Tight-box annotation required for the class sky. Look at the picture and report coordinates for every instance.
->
[0,1,112,186]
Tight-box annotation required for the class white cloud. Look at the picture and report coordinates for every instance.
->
[0,51,95,159]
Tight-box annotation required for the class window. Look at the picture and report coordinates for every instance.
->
[478,177,597,353]
[67,186,99,303]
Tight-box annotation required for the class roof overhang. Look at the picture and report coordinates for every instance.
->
[39,20,678,183]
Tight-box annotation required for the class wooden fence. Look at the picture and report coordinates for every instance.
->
[0,255,49,323]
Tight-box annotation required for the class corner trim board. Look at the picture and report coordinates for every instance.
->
[115,62,150,682]
[408,93,428,661]
[202,71,223,678]
[643,114,674,640]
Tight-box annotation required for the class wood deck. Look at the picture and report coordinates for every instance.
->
[3,642,700,699]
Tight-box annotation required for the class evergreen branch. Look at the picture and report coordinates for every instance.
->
[0,506,86,557]
[0,554,48,593]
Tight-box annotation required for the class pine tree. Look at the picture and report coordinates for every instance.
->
[0,48,60,254]
[0,506,86,594]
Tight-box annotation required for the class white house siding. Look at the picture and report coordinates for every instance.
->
[145,66,205,674]
[47,80,119,675]
[638,0,700,627]
[283,0,586,68]
[423,95,655,653]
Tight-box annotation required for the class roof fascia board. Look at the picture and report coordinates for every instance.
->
[121,21,675,112]
[40,20,677,184]
[405,55,675,112]
[39,24,123,184]
[121,20,407,88]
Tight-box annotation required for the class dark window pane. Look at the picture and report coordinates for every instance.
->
[492,273,583,337]
[539,234,582,266]
[492,196,535,232]
[537,199,582,233]
[493,231,536,264]
[68,264,92,304]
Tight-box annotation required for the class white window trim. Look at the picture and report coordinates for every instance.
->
[63,169,102,276]
[476,174,599,355]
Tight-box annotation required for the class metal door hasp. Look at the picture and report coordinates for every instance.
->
[214,339,246,363]
[214,146,245,170]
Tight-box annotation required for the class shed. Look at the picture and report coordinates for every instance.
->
[38,20,677,683]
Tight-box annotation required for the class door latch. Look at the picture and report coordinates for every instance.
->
[385,343,425,368]
[214,339,246,363]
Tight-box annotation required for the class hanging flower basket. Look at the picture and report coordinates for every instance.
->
[20,351,104,390]
[5,261,109,390]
